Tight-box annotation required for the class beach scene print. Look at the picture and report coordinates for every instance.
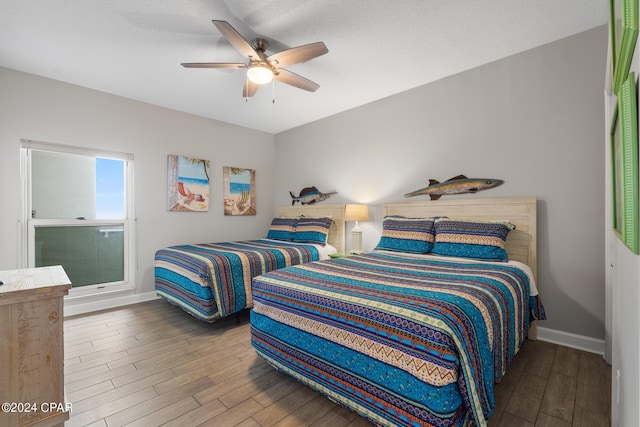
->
[167,155,211,212]
[223,167,256,216]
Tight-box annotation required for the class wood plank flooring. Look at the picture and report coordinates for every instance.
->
[63,299,611,427]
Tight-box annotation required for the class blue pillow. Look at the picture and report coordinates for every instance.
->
[375,216,435,254]
[432,218,515,261]
[292,217,332,245]
[266,217,298,241]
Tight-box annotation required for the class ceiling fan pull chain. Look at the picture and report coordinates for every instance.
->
[272,79,276,104]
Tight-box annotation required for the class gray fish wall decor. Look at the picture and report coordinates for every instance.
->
[289,186,337,205]
[404,175,503,200]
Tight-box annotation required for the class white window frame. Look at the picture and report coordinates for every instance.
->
[20,139,136,299]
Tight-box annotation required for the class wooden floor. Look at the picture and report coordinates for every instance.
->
[63,299,611,427]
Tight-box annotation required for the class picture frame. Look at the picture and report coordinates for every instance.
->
[167,155,211,212]
[223,166,256,216]
[609,0,618,87]
[610,105,623,235]
[611,0,638,95]
[611,72,639,254]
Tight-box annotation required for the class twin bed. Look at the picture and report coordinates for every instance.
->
[155,197,544,426]
[154,204,346,322]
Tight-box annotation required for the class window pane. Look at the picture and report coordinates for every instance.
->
[32,151,96,219]
[35,225,124,287]
[96,158,125,219]
[31,151,125,219]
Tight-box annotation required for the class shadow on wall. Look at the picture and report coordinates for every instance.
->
[536,199,605,341]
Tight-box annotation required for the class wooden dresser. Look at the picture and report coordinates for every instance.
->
[0,266,71,427]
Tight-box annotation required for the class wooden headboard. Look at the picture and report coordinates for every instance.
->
[383,197,537,279]
[275,204,346,254]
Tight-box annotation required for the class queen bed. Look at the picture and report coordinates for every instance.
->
[154,204,346,322]
[250,197,545,426]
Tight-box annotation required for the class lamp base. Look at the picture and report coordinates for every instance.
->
[350,228,363,254]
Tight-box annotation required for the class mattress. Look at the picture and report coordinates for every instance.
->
[250,252,545,426]
[154,238,335,322]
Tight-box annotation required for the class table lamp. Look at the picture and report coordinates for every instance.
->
[345,204,369,254]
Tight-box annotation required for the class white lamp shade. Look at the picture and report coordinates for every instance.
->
[345,204,369,222]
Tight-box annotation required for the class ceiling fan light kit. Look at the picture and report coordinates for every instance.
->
[247,64,273,84]
[181,20,328,98]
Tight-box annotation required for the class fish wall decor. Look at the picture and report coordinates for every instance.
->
[404,175,503,200]
[289,186,337,205]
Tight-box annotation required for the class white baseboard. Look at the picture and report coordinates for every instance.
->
[537,326,605,356]
[64,291,160,317]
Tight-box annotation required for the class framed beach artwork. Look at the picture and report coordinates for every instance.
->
[167,155,211,212]
[223,167,256,216]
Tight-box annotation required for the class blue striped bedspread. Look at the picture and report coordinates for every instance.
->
[154,239,321,322]
[250,252,545,426]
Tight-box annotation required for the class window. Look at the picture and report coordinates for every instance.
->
[21,140,135,298]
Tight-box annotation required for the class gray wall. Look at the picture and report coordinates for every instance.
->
[0,67,276,298]
[274,26,608,340]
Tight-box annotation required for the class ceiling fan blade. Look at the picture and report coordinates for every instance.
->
[181,62,246,69]
[242,79,260,97]
[274,69,320,92]
[267,42,328,67]
[212,20,260,59]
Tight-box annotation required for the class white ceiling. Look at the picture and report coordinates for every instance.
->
[0,0,607,134]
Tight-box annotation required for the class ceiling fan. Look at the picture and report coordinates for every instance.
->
[181,20,328,98]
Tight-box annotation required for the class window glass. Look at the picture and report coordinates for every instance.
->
[31,151,125,220]
[96,158,125,219]
[35,225,124,287]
